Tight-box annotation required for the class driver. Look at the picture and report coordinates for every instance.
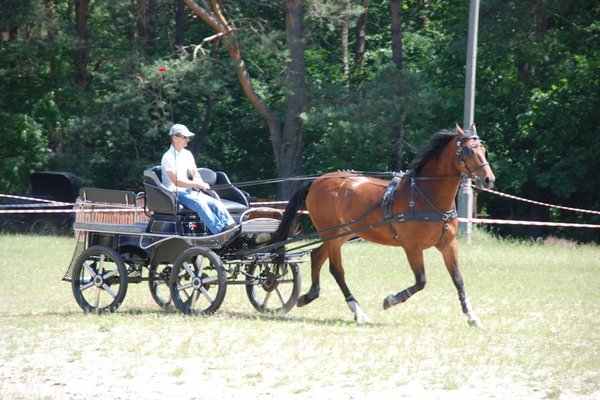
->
[161,123,236,234]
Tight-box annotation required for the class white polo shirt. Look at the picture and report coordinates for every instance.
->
[161,145,197,191]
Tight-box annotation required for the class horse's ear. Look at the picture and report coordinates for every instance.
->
[455,123,465,137]
[470,123,477,132]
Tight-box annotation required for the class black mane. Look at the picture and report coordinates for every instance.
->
[407,130,457,175]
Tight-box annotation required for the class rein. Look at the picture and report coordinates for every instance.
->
[207,170,464,192]
[232,134,490,255]
[237,171,460,257]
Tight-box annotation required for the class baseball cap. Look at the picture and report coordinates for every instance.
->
[168,124,195,137]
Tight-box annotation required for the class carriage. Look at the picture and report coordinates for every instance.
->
[62,166,302,316]
[0,171,84,235]
[62,125,495,326]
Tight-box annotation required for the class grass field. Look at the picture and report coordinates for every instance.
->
[1,231,599,400]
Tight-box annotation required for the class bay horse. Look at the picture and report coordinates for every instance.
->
[271,124,495,326]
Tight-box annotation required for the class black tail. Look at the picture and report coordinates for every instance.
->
[269,182,313,245]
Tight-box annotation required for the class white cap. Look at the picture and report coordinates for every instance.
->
[168,124,195,137]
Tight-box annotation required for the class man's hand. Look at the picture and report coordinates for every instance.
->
[192,177,210,191]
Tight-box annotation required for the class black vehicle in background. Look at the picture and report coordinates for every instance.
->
[0,171,84,235]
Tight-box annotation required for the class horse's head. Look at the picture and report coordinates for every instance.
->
[455,124,495,190]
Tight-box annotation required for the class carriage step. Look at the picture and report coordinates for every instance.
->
[73,221,148,234]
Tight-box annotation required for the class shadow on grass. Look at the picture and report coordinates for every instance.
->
[2,306,384,328]
[119,307,381,327]
[212,310,385,328]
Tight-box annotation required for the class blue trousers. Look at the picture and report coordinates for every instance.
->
[176,189,235,234]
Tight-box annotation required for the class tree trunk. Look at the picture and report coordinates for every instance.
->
[136,0,157,55]
[354,0,369,73]
[175,0,186,47]
[341,8,349,78]
[419,0,430,27]
[74,0,90,90]
[47,0,60,82]
[390,0,403,70]
[184,0,305,199]
[390,0,405,170]
[279,0,306,199]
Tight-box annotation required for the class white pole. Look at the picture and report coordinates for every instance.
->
[464,0,479,128]
[458,0,479,238]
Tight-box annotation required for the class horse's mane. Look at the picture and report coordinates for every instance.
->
[407,129,457,175]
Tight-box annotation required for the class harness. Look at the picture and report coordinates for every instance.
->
[381,131,487,243]
[237,173,459,258]
[238,132,487,257]
[381,172,458,243]
[456,134,489,178]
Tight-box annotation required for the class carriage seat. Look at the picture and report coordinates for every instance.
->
[143,166,249,222]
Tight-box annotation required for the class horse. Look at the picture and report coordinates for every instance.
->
[271,124,495,326]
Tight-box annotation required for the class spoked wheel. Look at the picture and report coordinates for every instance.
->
[148,263,173,309]
[169,247,227,315]
[245,261,301,315]
[71,245,128,314]
[30,219,56,235]
[1,220,25,234]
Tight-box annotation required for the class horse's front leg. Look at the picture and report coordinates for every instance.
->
[438,240,482,327]
[383,247,426,310]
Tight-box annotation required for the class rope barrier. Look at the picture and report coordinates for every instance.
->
[1,179,598,229]
[458,217,600,229]
[0,208,143,214]
[480,188,600,215]
[0,193,72,206]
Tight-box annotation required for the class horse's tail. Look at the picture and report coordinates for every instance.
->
[269,182,313,245]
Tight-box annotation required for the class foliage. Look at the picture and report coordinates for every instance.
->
[0,0,598,241]
[0,113,49,194]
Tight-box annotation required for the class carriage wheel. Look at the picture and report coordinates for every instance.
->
[1,220,25,234]
[245,261,301,315]
[30,219,56,236]
[71,245,128,314]
[169,247,227,315]
[148,263,172,309]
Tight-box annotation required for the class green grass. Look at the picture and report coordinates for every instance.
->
[0,231,599,399]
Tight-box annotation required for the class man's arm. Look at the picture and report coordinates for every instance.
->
[166,169,210,191]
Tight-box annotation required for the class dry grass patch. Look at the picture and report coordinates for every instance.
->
[1,232,599,399]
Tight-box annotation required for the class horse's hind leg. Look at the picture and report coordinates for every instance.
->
[383,247,427,310]
[326,240,372,324]
[439,240,482,327]
[296,244,327,307]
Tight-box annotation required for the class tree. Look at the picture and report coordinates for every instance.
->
[1,0,598,242]
[74,0,90,90]
[354,0,369,73]
[183,0,305,198]
[136,0,158,55]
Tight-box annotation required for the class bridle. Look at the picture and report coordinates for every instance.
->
[456,133,489,178]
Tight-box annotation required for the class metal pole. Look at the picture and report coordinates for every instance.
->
[458,0,479,238]
[463,0,479,128]
[458,176,473,237]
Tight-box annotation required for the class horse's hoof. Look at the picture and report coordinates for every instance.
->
[355,314,372,325]
[297,295,307,308]
[383,295,394,310]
